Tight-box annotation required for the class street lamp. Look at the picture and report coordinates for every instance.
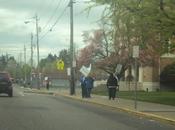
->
[24,14,40,89]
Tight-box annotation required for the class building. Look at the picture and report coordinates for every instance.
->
[120,53,175,91]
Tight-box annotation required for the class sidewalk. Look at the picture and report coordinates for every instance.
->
[24,87,175,125]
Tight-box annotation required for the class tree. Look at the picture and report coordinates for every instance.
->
[58,49,70,67]
[39,50,70,74]
[84,0,175,77]
[15,63,23,80]
[90,0,175,53]
[0,55,7,71]
[5,57,17,78]
[80,29,130,77]
[40,53,58,73]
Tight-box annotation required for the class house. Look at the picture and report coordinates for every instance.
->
[120,53,175,91]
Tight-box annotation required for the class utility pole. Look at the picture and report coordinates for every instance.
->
[35,14,40,89]
[133,46,139,110]
[24,14,40,89]
[24,45,26,86]
[19,52,22,67]
[30,33,33,88]
[69,0,75,95]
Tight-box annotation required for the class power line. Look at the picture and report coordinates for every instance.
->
[50,5,69,31]
[40,3,69,40]
[75,0,91,3]
[41,0,63,31]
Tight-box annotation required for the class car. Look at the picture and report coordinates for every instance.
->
[0,72,13,97]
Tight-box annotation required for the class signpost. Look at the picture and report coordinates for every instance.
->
[133,45,139,110]
[67,68,71,76]
[133,46,139,58]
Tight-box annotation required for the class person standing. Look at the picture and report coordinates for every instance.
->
[45,77,50,90]
[46,79,49,90]
[84,76,94,98]
[106,73,119,100]
[80,75,86,98]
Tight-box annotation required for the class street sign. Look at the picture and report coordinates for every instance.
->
[133,46,139,58]
[67,68,71,76]
[73,60,76,67]
[56,59,64,70]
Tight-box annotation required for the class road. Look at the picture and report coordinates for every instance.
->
[0,86,174,130]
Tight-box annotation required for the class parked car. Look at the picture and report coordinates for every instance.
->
[0,72,13,97]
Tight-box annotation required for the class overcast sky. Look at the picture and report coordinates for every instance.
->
[0,0,104,63]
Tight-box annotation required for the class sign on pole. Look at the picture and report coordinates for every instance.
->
[73,60,76,67]
[67,68,71,76]
[56,59,64,70]
[133,46,139,58]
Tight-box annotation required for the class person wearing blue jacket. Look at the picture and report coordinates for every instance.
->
[84,76,94,98]
[80,75,86,98]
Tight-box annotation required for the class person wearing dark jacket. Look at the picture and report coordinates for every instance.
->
[106,73,119,100]
[46,78,50,90]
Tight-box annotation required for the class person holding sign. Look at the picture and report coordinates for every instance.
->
[106,73,119,100]
[45,76,50,90]
[80,75,86,98]
[84,75,94,98]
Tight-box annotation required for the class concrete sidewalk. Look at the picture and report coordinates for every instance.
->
[24,87,175,125]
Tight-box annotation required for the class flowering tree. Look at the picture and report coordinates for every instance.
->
[78,0,175,81]
[79,29,132,78]
[77,46,93,67]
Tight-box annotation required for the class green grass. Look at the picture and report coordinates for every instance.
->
[92,85,175,106]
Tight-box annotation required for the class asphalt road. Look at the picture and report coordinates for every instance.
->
[0,86,175,130]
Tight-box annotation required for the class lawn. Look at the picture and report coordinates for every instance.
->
[92,85,175,106]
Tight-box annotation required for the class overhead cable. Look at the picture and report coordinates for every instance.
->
[40,3,69,40]
[42,0,63,30]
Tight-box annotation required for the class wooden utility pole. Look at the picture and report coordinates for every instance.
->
[31,33,33,88]
[69,0,75,95]
[24,45,26,85]
[35,14,40,89]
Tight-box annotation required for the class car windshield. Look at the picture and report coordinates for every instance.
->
[0,0,175,130]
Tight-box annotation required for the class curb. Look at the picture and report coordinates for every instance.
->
[55,93,175,126]
[24,90,54,95]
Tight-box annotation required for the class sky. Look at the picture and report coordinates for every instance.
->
[0,0,104,64]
